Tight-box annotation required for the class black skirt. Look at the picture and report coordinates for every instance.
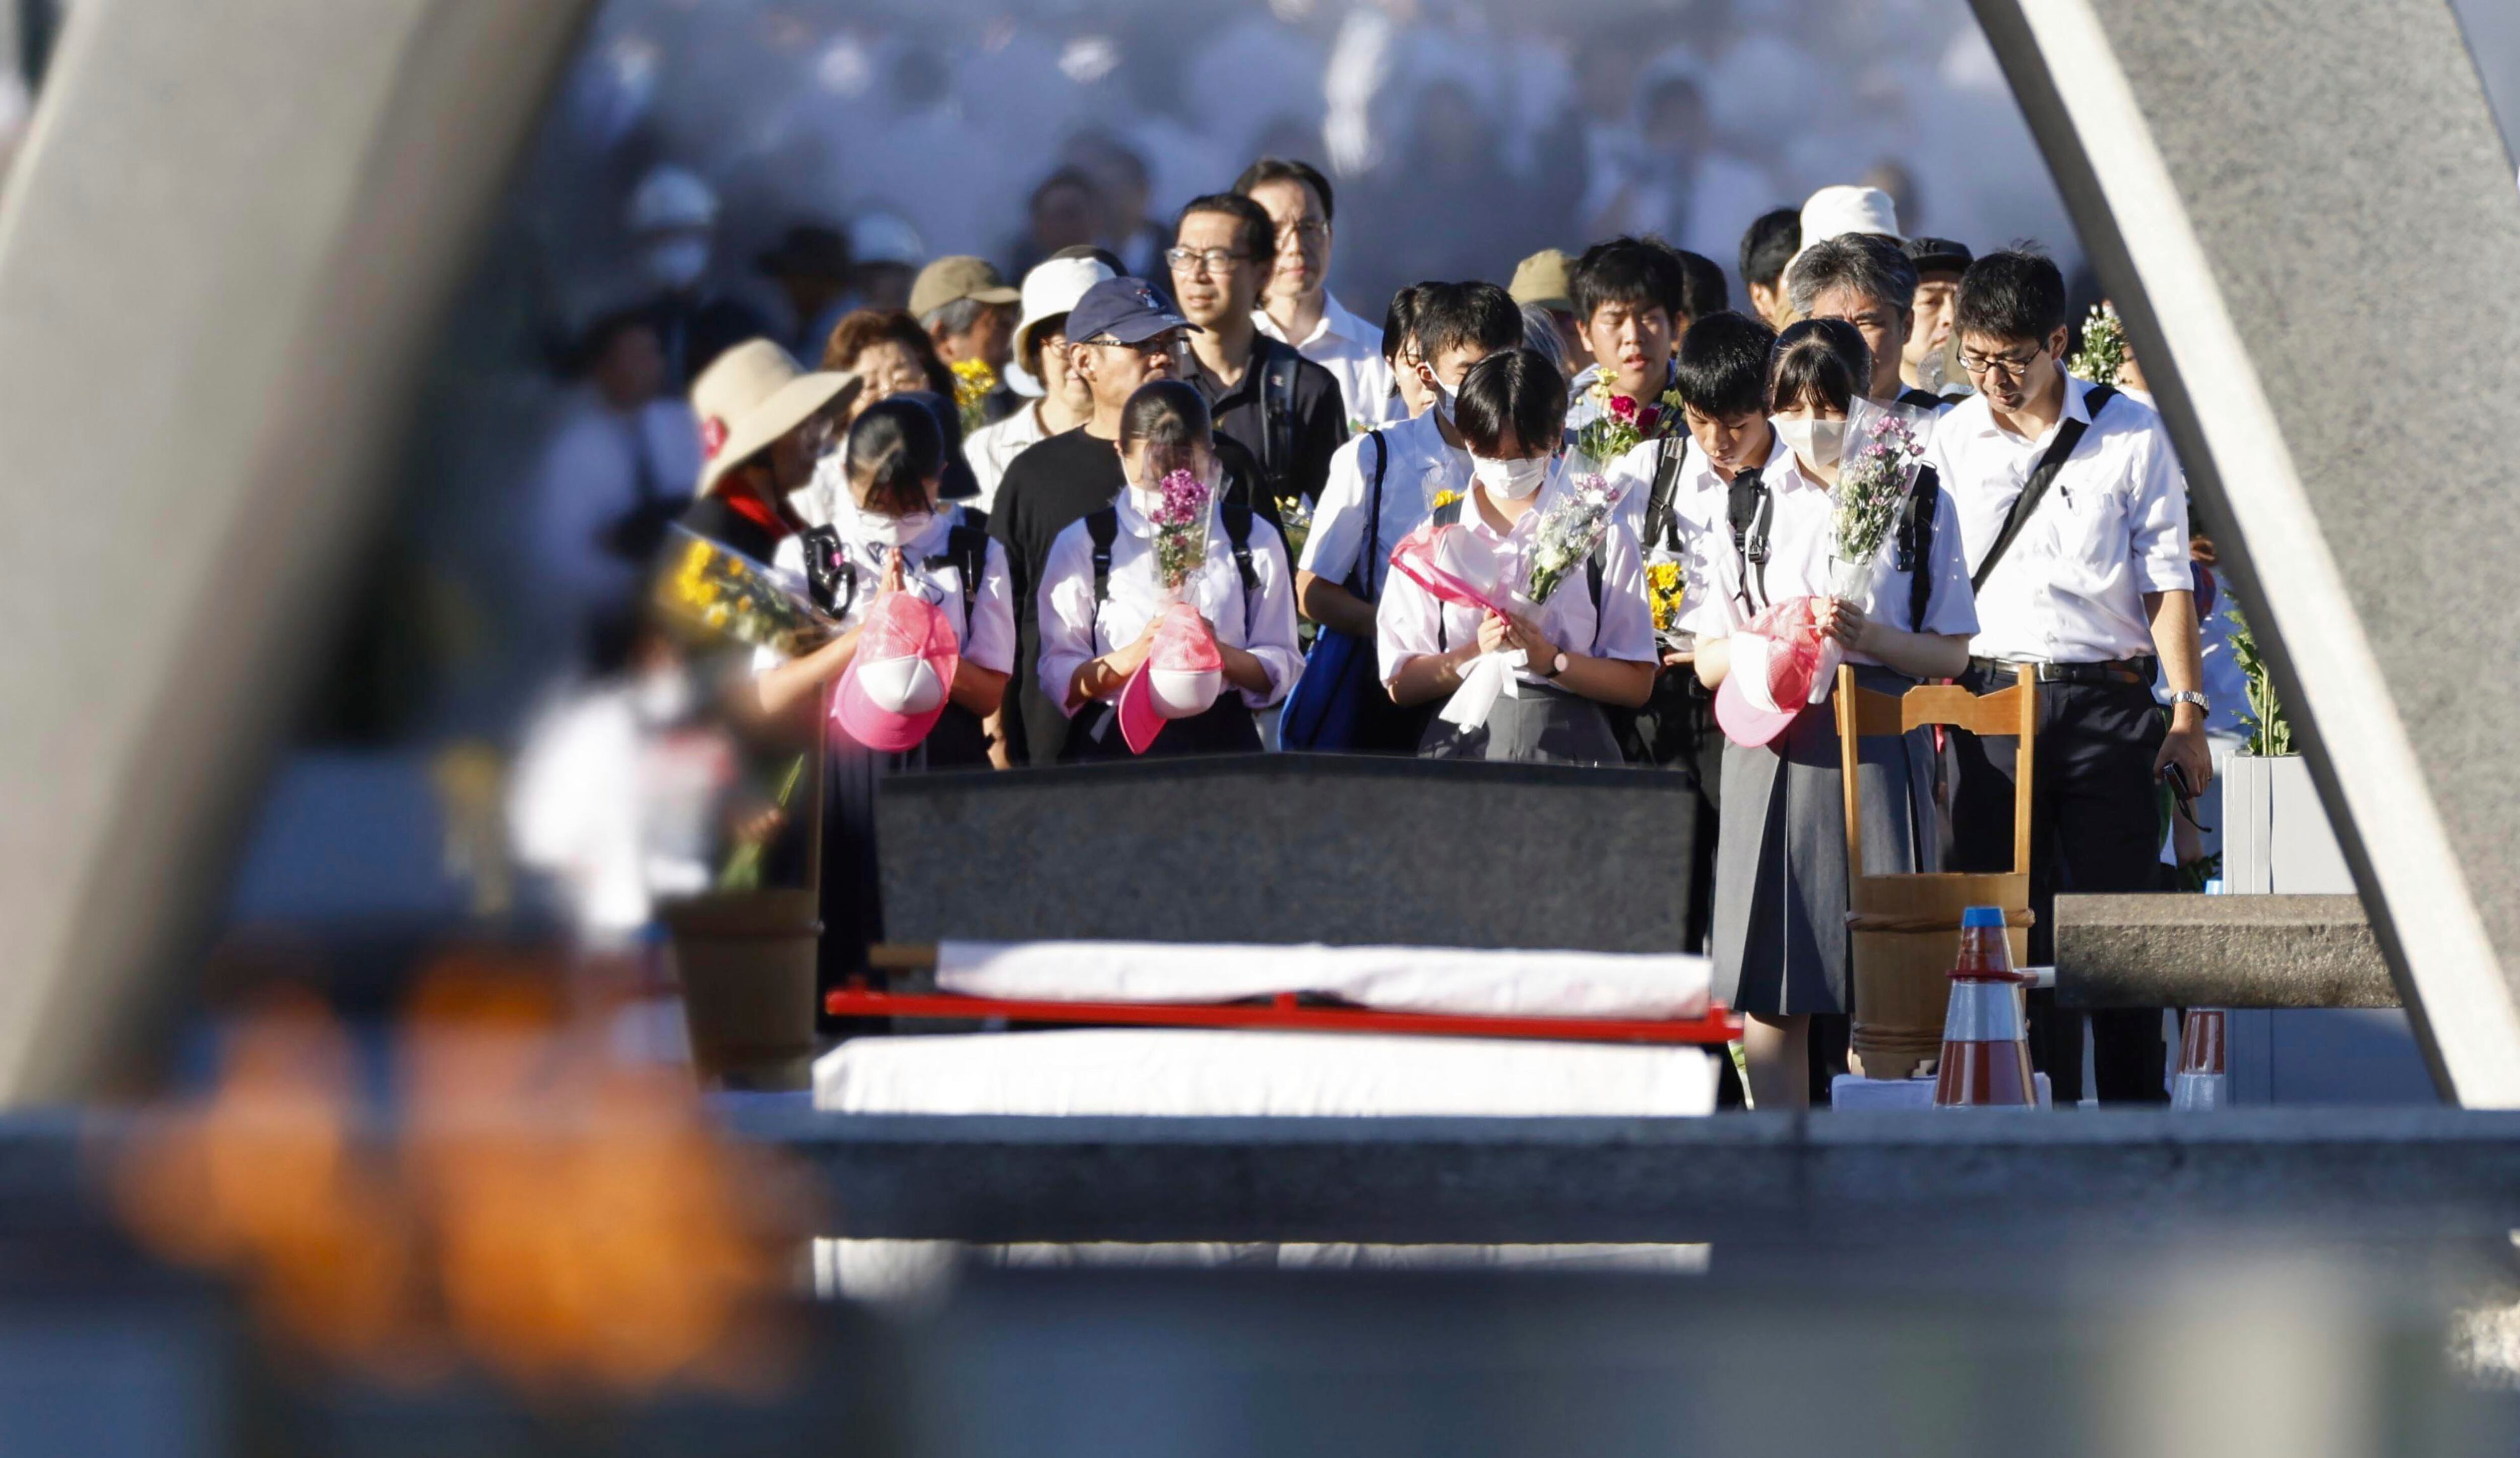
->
[1060,697,1264,761]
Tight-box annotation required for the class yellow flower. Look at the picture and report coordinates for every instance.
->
[1430,489,1462,511]
[1645,560,1686,632]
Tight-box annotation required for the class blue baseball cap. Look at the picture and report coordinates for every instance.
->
[1063,276,1199,347]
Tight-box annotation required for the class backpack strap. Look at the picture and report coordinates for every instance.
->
[1726,467,1775,614]
[1971,383,2117,592]
[1642,433,1690,553]
[1894,464,1940,632]
[944,518,990,625]
[1259,345,1299,505]
[1348,429,1390,598]
[1086,508,1120,605]
[1220,504,1261,639]
[1429,495,1463,653]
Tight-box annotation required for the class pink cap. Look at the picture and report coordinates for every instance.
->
[833,592,961,752]
[1714,597,1841,748]
[1116,602,1225,755]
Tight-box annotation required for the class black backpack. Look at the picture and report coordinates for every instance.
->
[801,512,992,625]
[1083,503,1262,640]
[1725,458,1942,631]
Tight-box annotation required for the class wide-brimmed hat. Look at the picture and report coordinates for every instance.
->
[834,591,961,752]
[690,339,859,499]
[1508,249,1575,314]
[1015,254,1116,364]
[1116,602,1225,754]
[908,255,1021,320]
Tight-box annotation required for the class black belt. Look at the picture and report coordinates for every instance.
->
[1969,655,2157,687]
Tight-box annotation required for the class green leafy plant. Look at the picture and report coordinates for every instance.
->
[2228,610,2294,757]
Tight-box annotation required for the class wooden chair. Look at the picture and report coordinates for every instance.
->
[1833,666,2037,1079]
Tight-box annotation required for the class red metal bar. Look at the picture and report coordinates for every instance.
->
[824,986,1742,1046]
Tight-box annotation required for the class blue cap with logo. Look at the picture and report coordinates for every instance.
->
[1063,276,1199,347]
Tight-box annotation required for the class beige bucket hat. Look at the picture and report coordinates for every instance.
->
[691,339,860,498]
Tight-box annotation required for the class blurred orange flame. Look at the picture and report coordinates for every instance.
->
[112,954,811,1397]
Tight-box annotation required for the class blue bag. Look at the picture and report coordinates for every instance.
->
[1279,432,1390,752]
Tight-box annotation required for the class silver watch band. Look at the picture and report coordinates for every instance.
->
[2169,689,2209,711]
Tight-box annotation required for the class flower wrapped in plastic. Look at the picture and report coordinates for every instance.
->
[1645,560,1687,646]
[1826,405,1928,605]
[653,526,833,656]
[1520,470,1618,606]
[2069,302,2127,387]
[1576,375,1684,464]
[1148,467,1214,601]
[949,357,999,434]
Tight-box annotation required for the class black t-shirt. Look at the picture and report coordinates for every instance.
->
[989,424,1270,765]
[1188,337,1349,525]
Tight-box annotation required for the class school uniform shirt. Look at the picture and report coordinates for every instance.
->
[1930,373,2190,665]
[1682,438,1979,662]
[1035,491,1306,716]
[1376,475,1659,689]
[1298,407,1470,600]
[1615,433,1733,613]
[962,399,1055,514]
[751,504,1017,679]
[1185,336,1349,521]
[1254,291,1403,430]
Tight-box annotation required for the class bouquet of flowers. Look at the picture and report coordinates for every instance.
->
[1645,559,1687,645]
[1149,467,1213,599]
[1520,471,1617,606]
[2069,302,2127,387]
[653,526,833,655]
[1574,375,1684,464]
[1827,410,1926,602]
[950,357,999,434]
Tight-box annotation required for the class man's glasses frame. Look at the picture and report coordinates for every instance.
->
[1958,345,2047,382]
[1164,246,1253,276]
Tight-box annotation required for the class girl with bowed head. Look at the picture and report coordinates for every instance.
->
[1034,380,1303,760]
[1377,347,1657,763]
[1689,317,1977,1109]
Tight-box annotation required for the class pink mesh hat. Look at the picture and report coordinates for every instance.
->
[1115,601,1225,755]
[833,592,961,752]
[1715,596,1841,748]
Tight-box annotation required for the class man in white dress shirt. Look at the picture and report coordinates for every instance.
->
[1239,157,1401,432]
[1930,250,2213,1106]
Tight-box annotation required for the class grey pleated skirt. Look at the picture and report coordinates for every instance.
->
[1712,664,1937,1016]
[1418,681,1626,765]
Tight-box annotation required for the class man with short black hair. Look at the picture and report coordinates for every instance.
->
[1170,192,1348,532]
[1902,236,1974,399]
[990,277,1267,764]
[1239,157,1400,431]
[1739,207,1801,329]
[1294,281,1521,751]
[1565,237,1690,460]
[1787,232,1943,412]
[1931,249,2210,1106]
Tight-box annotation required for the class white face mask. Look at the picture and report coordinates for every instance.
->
[644,237,709,291]
[1471,452,1551,500]
[1424,368,1459,427]
[1772,415,1849,473]
[857,508,934,546]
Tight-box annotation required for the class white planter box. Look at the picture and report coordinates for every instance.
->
[2217,755,2436,1105]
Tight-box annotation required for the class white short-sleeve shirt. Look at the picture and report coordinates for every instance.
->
[1683,438,1979,663]
[1255,291,1401,430]
[1376,474,1659,686]
[1930,373,2191,664]
[755,504,1016,677]
[1297,408,1469,599]
[1036,494,1305,714]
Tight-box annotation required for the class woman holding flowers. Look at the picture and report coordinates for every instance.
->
[1377,348,1657,763]
[1687,319,1977,1109]
[1035,380,1303,760]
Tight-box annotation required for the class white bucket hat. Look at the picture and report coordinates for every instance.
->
[1015,254,1117,366]
[1795,185,1903,258]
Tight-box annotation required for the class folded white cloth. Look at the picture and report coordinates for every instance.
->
[933,940,1712,1020]
[816,1029,1717,1117]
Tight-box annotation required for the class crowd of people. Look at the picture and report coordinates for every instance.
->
[511,116,2231,1113]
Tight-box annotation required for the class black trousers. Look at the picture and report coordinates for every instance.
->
[1950,670,2169,1105]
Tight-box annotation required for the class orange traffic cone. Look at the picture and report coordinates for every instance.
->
[1933,905,2037,1108]
[2172,1009,2228,1110]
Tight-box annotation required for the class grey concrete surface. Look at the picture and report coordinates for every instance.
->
[732,1105,2520,1246]
[0,1,596,1105]
[1968,0,2520,1104]
[2054,893,2397,1009]
[877,757,1692,951]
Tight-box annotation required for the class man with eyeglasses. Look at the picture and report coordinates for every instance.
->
[1929,249,2211,1107]
[1169,192,1348,537]
[1788,232,1950,415]
[988,276,1266,764]
[1238,158,1401,431]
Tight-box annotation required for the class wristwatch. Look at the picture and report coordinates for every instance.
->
[1544,651,1569,679]
[2168,690,2210,714]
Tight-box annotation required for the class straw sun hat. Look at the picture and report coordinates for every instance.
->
[690,339,860,498]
